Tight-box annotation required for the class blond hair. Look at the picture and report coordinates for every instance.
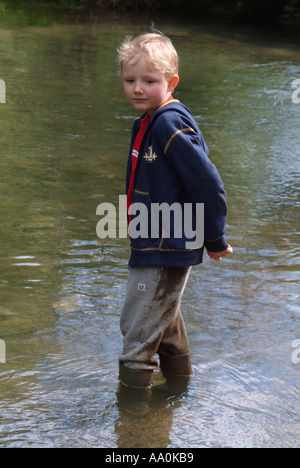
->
[117,32,178,81]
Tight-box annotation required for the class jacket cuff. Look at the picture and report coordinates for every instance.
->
[204,235,229,252]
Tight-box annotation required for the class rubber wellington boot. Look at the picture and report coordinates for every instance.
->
[119,362,153,389]
[116,383,152,415]
[152,369,190,398]
[159,352,193,381]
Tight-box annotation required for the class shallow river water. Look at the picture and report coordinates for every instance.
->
[0,5,300,448]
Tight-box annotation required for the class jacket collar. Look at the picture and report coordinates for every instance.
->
[136,99,191,125]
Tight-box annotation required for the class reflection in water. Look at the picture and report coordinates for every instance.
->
[115,374,190,448]
[0,6,300,447]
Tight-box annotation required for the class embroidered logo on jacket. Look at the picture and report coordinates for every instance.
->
[144,146,157,163]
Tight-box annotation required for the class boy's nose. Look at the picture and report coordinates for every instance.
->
[134,82,143,94]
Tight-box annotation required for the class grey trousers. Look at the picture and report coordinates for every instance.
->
[119,265,192,370]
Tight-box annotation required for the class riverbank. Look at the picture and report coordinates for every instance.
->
[2,0,300,42]
[4,0,300,27]
[32,0,300,21]
[0,2,298,53]
[0,0,300,47]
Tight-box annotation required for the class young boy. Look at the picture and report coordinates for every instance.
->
[117,32,232,389]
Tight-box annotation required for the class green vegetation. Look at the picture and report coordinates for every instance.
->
[42,0,300,19]
[2,0,300,22]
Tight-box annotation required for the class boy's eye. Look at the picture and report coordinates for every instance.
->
[146,80,154,84]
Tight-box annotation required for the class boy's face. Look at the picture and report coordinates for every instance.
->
[122,56,179,117]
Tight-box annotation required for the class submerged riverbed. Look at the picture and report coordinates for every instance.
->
[0,6,300,448]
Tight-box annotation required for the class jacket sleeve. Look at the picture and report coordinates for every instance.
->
[154,112,229,252]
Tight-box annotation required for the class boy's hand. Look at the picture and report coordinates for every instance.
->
[207,245,233,261]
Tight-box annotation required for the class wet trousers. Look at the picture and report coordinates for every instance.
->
[119,265,192,372]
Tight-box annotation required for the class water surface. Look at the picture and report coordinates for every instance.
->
[0,8,300,447]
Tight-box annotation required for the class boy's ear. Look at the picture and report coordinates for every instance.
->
[168,75,179,92]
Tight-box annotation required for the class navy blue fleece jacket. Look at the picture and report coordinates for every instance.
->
[126,100,229,267]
